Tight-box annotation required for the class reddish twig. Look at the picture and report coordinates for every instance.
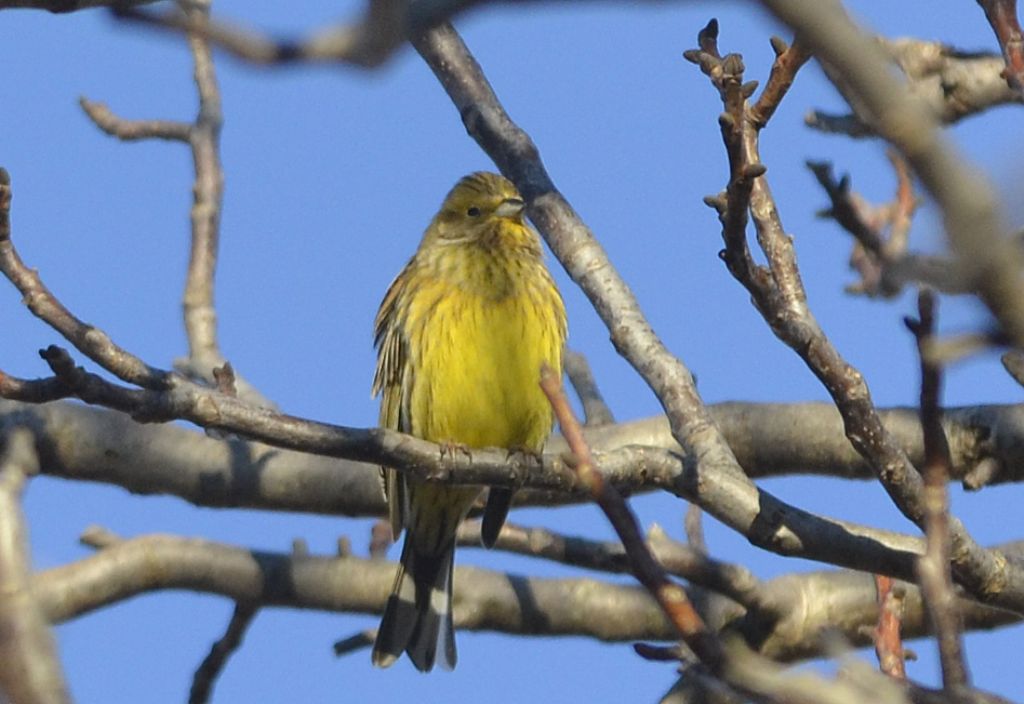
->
[539,365,724,671]
[977,0,1024,93]
[906,291,971,690]
[873,574,907,678]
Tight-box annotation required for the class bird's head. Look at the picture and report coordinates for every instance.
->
[427,172,530,246]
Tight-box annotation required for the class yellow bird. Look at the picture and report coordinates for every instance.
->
[371,172,567,671]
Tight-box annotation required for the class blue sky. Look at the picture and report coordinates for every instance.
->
[3,1,1024,701]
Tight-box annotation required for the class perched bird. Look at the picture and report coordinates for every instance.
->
[371,172,567,671]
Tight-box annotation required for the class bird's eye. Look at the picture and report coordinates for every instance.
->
[466,206,481,217]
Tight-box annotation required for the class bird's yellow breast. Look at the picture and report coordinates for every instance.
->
[404,249,564,452]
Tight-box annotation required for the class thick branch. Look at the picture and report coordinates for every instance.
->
[32,531,1024,667]
[8,399,1024,517]
[0,429,70,704]
[458,520,774,616]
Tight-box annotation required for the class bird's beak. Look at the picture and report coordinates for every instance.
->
[495,197,526,219]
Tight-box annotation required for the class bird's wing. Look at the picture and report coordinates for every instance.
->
[373,262,414,540]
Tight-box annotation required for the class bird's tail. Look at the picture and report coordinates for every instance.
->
[371,533,456,672]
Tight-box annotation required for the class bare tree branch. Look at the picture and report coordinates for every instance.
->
[807,38,1024,136]
[976,0,1024,94]
[0,0,158,10]
[78,2,271,408]
[563,350,615,426]
[0,429,70,704]
[764,0,1024,353]
[807,158,951,299]
[30,528,1024,668]
[7,396,1024,514]
[0,170,167,389]
[78,98,191,141]
[179,0,228,388]
[114,0,409,68]
[874,574,908,679]
[541,364,726,669]
[908,292,971,690]
[690,16,1024,617]
[189,601,259,704]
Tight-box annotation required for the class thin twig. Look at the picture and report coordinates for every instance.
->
[874,574,907,678]
[0,428,71,704]
[0,169,168,389]
[749,35,812,128]
[189,601,259,704]
[886,151,915,258]
[539,365,725,671]
[180,0,228,383]
[977,0,1024,94]
[907,291,971,690]
[332,630,376,657]
[809,158,962,300]
[563,350,614,426]
[79,4,271,406]
[78,98,191,141]
[807,160,887,259]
